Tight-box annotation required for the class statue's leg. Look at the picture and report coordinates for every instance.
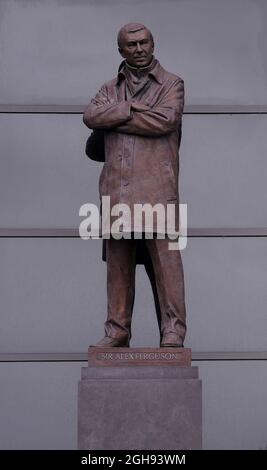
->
[141,240,162,338]
[145,238,186,347]
[102,237,137,346]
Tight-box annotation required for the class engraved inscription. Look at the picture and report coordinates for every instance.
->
[97,352,182,361]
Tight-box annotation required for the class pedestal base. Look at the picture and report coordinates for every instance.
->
[78,348,201,450]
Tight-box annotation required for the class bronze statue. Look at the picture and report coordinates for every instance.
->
[83,23,186,348]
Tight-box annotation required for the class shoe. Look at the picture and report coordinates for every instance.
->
[160,332,183,348]
[91,336,129,348]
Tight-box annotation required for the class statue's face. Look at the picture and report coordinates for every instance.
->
[119,28,154,68]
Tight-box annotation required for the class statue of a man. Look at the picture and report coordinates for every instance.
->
[83,23,186,348]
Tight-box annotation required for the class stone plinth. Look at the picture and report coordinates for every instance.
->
[78,348,202,450]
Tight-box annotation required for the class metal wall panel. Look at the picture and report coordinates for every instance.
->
[0,114,98,228]
[0,238,107,353]
[197,361,267,450]
[0,0,267,105]
[0,362,83,449]
[0,237,266,353]
[181,114,267,228]
[0,114,266,228]
[183,237,267,352]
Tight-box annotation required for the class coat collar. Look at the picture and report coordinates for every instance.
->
[116,57,164,85]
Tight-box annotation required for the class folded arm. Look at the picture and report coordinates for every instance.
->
[115,79,184,137]
[83,84,132,129]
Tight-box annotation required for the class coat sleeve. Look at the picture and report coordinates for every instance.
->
[115,79,184,137]
[83,84,132,130]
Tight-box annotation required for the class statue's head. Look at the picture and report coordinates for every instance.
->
[117,23,154,68]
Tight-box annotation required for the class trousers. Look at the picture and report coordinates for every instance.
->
[103,236,186,345]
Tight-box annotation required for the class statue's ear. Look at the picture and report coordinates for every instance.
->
[118,47,125,58]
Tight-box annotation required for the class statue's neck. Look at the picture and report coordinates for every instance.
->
[124,56,156,79]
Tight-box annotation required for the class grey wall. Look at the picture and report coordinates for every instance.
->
[1,0,267,105]
[0,0,267,450]
[1,114,267,228]
[1,237,267,353]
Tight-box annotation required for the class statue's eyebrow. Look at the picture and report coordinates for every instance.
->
[126,39,149,46]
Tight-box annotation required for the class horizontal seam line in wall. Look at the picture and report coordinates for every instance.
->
[1,237,267,239]
[1,105,267,114]
[1,352,267,362]
[1,113,267,116]
[1,229,267,237]
[0,112,267,116]
[1,236,267,239]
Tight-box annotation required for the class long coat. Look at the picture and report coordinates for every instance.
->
[83,58,184,238]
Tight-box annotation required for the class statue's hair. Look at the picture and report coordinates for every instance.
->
[117,23,154,49]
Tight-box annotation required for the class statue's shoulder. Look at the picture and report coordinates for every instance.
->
[159,64,184,85]
[101,77,118,91]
